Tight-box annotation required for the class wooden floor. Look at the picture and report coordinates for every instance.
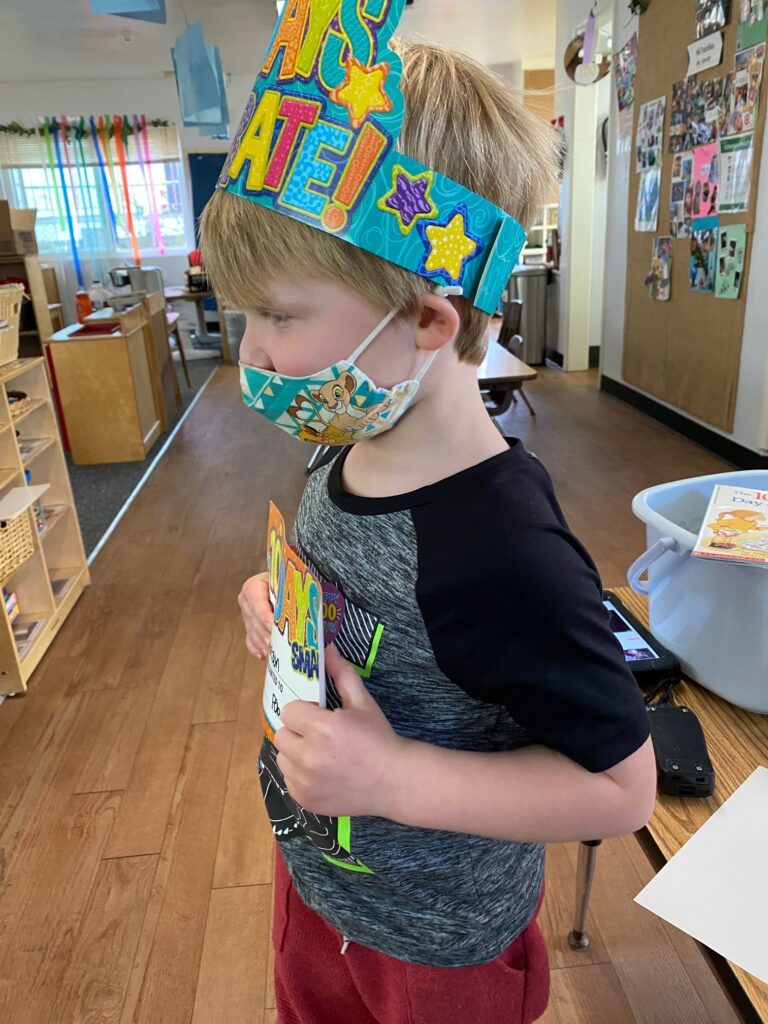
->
[0,362,744,1024]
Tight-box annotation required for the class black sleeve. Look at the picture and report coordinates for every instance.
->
[413,461,650,774]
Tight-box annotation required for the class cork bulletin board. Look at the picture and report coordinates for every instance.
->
[622,1,767,432]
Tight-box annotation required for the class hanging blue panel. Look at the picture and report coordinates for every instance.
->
[171,22,220,125]
[198,45,230,137]
[91,0,167,23]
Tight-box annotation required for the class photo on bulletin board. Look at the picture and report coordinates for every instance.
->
[693,142,720,215]
[636,96,667,171]
[646,236,673,300]
[690,216,720,291]
[715,223,747,297]
[722,42,765,134]
[614,32,638,112]
[701,77,726,142]
[697,0,732,39]
[636,167,662,231]
[670,150,695,236]
[720,133,754,210]
[738,0,768,47]
[670,78,724,153]
[740,0,766,21]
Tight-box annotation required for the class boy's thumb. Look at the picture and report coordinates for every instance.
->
[325,644,370,710]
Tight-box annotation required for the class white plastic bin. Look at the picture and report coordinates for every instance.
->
[629,470,768,713]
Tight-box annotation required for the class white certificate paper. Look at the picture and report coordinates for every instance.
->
[635,767,768,984]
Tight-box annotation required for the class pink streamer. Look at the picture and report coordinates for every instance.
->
[138,114,165,254]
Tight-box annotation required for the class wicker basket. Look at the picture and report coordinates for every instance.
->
[8,391,32,419]
[0,284,24,368]
[0,509,34,581]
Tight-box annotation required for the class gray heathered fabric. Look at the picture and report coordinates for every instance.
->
[277,461,545,968]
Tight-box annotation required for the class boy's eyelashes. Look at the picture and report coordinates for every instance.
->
[254,308,294,326]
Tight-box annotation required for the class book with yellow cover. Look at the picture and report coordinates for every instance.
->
[692,484,768,566]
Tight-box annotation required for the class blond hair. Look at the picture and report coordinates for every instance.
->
[201,38,559,363]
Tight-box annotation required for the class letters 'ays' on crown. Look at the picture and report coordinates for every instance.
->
[216,0,527,313]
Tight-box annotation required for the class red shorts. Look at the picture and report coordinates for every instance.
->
[273,847,550,1024]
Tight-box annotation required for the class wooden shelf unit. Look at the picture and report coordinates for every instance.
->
[0,357,89,694]
[0,254,54,358]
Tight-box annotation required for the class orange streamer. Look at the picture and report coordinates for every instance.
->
[112,115,141,265]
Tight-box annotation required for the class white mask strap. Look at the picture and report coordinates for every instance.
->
[348,308,400,364]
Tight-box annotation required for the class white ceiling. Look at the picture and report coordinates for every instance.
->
[0,0,555,83]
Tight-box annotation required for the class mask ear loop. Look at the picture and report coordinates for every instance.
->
[349,287,464,381]
[348,307,400,363]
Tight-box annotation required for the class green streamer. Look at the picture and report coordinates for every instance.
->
[42,117,65,230]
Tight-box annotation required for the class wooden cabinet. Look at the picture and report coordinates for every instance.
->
[0,357,89,694]
[142,291,182,432]
[48,305,161,464]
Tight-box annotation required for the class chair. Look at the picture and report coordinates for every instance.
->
[497,297,523,350]
[166,311,192,388]
[482,299,536,417]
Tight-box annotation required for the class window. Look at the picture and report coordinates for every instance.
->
[0,121,191,258]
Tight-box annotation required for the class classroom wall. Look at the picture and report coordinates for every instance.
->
[597,2,768,455]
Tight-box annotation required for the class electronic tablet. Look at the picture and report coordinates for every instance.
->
[602,589,680,686]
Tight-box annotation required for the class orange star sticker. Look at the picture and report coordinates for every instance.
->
[330,56,393,129]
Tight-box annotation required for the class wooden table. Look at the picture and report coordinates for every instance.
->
[615,586,768,1022]
[164,286,231,363]
[477,343,538,388]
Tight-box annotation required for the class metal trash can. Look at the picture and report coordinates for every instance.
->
[509,265,549,365]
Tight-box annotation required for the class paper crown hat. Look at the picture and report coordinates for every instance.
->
[217,0,526,314]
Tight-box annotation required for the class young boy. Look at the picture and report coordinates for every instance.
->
[201,5,656,1021]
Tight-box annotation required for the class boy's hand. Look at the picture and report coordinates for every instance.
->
[275,644,408,819]
[238,572,272,659]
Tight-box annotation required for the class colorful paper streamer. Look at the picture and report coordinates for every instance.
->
[89,115,119,238]
[135,114,165,253]
[112,114,141,264]
[98,115,125,229]
[73,116,100,255]
[41,116,65,230]
[50,117,84,287]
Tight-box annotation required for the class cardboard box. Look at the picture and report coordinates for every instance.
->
[40,264,60,304]
[0,201,38,256]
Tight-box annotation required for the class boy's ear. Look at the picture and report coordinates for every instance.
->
[415,292,462,353]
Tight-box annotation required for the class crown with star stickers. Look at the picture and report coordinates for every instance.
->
[216,0,527,314]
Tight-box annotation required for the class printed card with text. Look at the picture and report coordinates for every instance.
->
[263,502,325,742]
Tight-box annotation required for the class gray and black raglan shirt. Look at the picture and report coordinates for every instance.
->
[258,438,650,968]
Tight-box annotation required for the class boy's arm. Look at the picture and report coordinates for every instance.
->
[383,732,657,844]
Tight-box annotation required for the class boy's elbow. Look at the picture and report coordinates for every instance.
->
[604,736,658,836]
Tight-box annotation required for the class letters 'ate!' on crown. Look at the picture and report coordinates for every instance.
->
[216,0,527,314]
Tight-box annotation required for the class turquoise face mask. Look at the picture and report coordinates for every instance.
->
[239,308,438,446]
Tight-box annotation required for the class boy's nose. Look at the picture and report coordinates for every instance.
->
[240,333,275,371]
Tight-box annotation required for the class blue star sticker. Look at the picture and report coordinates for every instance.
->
[377,165,437,234]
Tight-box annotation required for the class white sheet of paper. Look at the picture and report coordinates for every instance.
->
[635,767,768,984]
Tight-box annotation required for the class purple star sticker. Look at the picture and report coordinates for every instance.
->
[385,172,433,227]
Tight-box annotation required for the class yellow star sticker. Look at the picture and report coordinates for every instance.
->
[330,57,393,130]
[424,212,479,281]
